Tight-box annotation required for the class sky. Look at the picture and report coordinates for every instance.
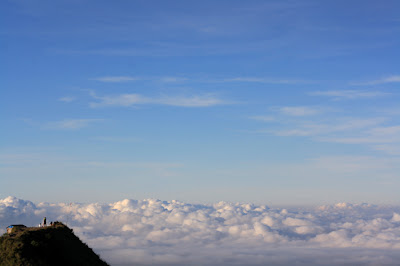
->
[1,0,400,205]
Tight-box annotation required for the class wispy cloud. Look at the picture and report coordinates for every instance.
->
[91,75,308,84]
[273,118,386,137]
[322,125,400,144]
[352,75,400,85]
[85,161,183,169]
[306,155,400,174]
[89,92,229,108]
[222,77,313,84]
[91,136,141,143]
[252,107,400,154]
[272,120,400,155]
[44,119,103,130]
[250,115,275,122]
[91,76,142,82]
[373,144,400,155]
[158,95,226,107]
[90,76,188,83]
[309,90,390,99]
[159,76,188,83]
[370,125,400,136]
[59,96,75,103]
[278,106,321,116]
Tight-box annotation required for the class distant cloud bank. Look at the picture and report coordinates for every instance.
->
[1,197,400,265]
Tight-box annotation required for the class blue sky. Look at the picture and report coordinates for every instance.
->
[1,0,400,205]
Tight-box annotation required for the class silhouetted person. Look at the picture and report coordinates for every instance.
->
[43,217,47,226]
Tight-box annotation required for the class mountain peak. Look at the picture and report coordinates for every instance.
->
[0,222,108,266]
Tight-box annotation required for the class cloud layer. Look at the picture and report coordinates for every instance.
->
[1,197,400,265]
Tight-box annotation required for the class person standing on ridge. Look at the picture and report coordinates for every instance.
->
[43,217,47,226]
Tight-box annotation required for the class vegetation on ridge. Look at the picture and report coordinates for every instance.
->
[0,222,108,266]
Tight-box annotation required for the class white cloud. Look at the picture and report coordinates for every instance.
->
[59,96,75,102]
[1,196,400,265]
[309,90,390,99]
[44,119,103,130]
[89,92,228,108]
[352,75,400,85]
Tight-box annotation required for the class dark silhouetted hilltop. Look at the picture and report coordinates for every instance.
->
[0,222,108,266]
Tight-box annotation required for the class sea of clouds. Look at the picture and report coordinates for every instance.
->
[1,196,400,265]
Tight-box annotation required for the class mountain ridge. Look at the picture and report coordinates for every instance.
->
[0,222,109,266]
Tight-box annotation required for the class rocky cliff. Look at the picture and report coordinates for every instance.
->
[0,222,108,266]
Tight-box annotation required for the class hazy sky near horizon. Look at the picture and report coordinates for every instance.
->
[1,0,400,204]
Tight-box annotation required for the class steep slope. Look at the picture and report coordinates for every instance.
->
[0,222,108,266]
